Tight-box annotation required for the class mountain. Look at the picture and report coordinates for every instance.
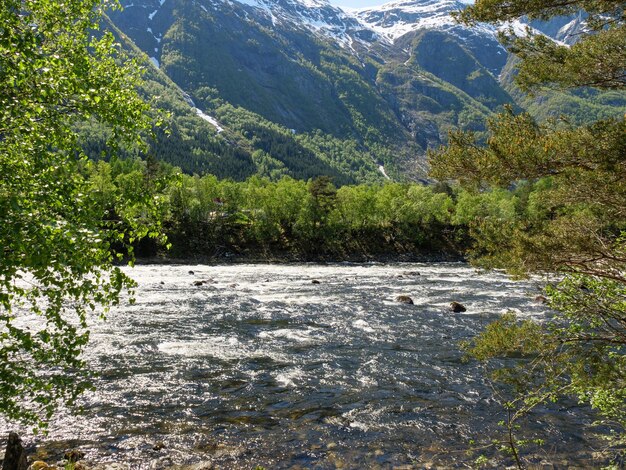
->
[102,0,625,183]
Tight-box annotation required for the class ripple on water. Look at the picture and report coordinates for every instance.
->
[3,263,599,468]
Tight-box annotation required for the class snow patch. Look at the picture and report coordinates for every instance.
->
[378,165,390,180]
[195,109,225,133]
[183,92,224,133]
[148,0,167,20]
[353,0,495,42]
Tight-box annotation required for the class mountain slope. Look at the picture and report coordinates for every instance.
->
[103,0,625,182]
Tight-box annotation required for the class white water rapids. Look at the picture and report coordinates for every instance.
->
[2,263,602,468]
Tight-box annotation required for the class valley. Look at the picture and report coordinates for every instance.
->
[99,0,624,182]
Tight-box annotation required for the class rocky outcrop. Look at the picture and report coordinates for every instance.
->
[29,463,49,470]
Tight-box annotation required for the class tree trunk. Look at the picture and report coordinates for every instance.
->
[2,433,28,470]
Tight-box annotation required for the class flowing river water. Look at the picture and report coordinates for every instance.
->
[4,263,604,468]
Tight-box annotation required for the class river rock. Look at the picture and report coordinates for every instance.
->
[193,280,204,287]
[311,279,321,284]
[188,270,195,275]
[449,301,466,313]
[152,442,165,451]
[534,295,548,304]
[92,464,129,470]
[28,463,48,470]
[395,295,414,305]
[64,450,84,463]
[180,462,214,470]
[3,432,28,470]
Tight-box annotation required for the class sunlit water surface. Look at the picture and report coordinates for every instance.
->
[5,263,601,468]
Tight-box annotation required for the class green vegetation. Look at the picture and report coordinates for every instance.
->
[431,0,626,464]
[83,159,457,260]
[2,1,624,459]
[79,158,579,265]
[105,0,540,180]
[499,57,626,126]
[98,0,625,183]
[0,0,161,427]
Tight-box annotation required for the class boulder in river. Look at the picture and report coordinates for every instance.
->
[152,442,166,451]
[3,432,28,470]
[449,301,466,313]
[188,270,195,275]
[311,280,321,284]
[193,280,205,287]
[395,295,414,305]
[534,295,548,304]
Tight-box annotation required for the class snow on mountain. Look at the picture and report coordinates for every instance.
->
[118,0,502,52]
[351,0,495,42]
[228,0,520,54]
[119,0,562,56]
[229,0,376,49]
[182,93,224,133]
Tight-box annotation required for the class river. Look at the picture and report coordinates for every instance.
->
[4,263,601,468]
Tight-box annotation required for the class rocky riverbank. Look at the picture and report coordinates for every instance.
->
[134,248,465,266]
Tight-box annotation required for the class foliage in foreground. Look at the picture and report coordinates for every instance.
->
[0,0,161,427]
[432,0,626,462]
[431,108,626,468]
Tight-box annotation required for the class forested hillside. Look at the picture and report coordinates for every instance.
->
[95,0,626,181]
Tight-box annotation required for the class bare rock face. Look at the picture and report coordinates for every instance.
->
[2,433,28,470]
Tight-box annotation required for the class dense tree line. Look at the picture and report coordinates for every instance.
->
[82,157,560,263]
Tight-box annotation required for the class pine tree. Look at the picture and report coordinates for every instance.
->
[430,0,626,464]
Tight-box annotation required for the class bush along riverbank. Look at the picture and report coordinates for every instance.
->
[86,157,539,263]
